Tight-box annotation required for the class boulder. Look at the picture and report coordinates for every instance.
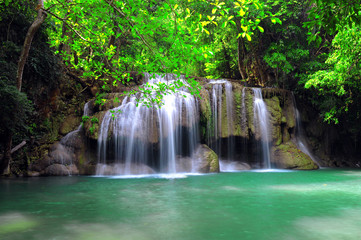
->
[48,143,73,165]
[220,160,251,171]
[67,164,79,175]
[95,163,155,175]
[271,141,319,170]
[44,164,71,176]
[192,144,219,173]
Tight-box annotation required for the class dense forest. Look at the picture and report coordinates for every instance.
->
[1,0,361,176]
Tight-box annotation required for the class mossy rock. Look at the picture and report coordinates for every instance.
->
[84,111,107,140]
[271,141,319,170]
[282,96,296,129]
[59,115,80,135]
[95,93,127,112]
[244,88,255,135]
[193,144,219,173]
[264,96,283,145]
[198,88,211,131]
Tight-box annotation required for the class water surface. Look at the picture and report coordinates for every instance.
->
[1,169,361,239]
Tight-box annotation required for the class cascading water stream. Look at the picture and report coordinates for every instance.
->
[207,80,235,159]
[96,74,199,175]
[50,102,92,175]
[292,94,320,167]
[252,88,271,169]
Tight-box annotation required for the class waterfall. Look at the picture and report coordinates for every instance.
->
[292,94,320,167]
[96,74,199,175]
[252,88,271,169]
[207,80,235,160]
[48,102,91,175]
[225,82,235,160]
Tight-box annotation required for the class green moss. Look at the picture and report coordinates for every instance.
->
[245,88,255,135]
[233,88,243,136]
[282,97,296,129]
[198,88,211,141]
[272,141,318,170]
[59,115,81,135]
[84,111,106,140]
[204,145,219,173]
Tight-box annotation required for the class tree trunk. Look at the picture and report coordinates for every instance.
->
[237,37,247,80]
[16,0,47,91]
[0,130,12,175]
[3,0,47,175]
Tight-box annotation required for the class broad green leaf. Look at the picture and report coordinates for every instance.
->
[239,8,246,17]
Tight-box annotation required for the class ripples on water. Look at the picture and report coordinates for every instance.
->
[1,169,361,240]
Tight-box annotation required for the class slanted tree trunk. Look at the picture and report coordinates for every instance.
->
[1,0,46,175]
[16,0,47,91]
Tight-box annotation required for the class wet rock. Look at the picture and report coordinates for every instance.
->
[59,115,81,135]
[67,164,79,175]
[271,141,319,170]
[192,144,219,173]
[96,163,155,175]
[48,143,73,165]
[27,171,40,177]
[220,160,251,171]
[264,96,282,145]
[44,164,70,176]
[175,156,193,172]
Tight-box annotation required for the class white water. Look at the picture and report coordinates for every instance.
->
[207,80,235,161]
[96,74,199,175]
[252,88,271,169]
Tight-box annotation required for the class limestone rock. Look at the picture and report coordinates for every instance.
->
[192,144,219,173]
[96,163,155,175]
[264,96,282,145]
[66,164,79,175]
[48,143,73,165]
[271,141,319,170]
[59,115,80,135]
[220,160,251,171]
[44,164,71,176]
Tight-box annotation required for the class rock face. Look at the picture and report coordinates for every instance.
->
[59,115,81,135]
[271,141,319,170]
[33,77,321,176]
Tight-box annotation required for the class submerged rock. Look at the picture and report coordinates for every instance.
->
[271,141,319,170]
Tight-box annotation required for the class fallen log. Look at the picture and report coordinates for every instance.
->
[11,141,26,154]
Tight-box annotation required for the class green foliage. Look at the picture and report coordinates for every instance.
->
[81,116,90,125]
[304,0,361,41]
[305,25,361,123]
[0,80,33,137]
[0,0,62,151]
